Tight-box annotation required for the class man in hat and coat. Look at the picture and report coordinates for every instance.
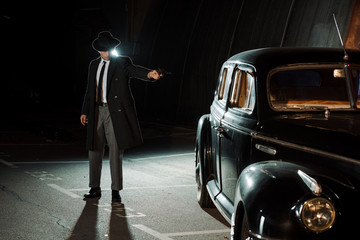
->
[80,31,162,202]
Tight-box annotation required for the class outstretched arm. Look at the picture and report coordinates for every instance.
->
[124,57,164,82]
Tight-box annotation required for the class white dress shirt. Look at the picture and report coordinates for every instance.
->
[96,59,110,103]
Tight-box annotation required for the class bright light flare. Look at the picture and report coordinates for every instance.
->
[111,48,119,56]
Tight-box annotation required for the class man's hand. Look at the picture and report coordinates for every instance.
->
[147,70,162,80]
[80,115,88,126]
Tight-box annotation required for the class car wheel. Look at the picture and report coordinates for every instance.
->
[240,214,249,240]
[195,146,214,208]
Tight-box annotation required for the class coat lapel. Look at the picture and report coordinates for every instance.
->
[91,58,101,84]
[107,58,117,93]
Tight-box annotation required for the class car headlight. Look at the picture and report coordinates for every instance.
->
[300,197,336,233]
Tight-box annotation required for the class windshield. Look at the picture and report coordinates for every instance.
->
[269,64,360,111]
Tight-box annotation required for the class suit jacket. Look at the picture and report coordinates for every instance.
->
[81,55,157,150]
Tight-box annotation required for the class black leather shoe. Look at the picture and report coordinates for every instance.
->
[112,190,121,202]
[84,187,101,199]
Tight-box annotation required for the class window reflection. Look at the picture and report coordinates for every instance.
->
[229,69,255,112]
[269,65,354,110]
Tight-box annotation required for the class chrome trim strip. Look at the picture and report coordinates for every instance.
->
[297,170,322,195]
[206,182,232,223]
[226,60,257,73]
[255,144,277,156]
[252,133,360,166]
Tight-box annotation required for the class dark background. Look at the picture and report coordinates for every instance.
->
[1,0,358,127]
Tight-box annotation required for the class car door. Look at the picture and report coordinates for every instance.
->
[209,64,233,197]
[217,66,257,204]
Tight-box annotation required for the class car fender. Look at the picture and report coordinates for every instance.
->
[195,114,211,185]
[233,161,326,239]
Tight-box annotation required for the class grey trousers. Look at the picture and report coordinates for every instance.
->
[89,105,124,191]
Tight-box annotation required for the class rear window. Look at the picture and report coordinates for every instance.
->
[269,64,354,110]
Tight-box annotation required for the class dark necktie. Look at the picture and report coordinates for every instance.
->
[97,61,107,104]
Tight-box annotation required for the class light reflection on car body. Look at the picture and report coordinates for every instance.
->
[195,47,360,240]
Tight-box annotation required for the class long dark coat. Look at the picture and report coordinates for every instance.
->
[81,55,156,150]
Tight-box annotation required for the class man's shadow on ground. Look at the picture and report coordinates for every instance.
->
[67,199,132,240]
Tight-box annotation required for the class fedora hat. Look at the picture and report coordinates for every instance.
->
[92,31,121,51]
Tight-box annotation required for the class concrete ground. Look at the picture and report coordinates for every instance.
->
[0,112,230,240]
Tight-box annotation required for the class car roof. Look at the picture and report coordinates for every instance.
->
[227,47,360,71]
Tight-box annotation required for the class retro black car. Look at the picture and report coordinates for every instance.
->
[195,47,360,240]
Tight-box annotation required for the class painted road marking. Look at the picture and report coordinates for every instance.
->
[0,159,17,168]
[14,161,88,164]
[99,203,146,218]
[48,184,81,198]
[68,184,196,192]
[133,224,230,240]
[47,184,196,199]
[4,152,194,166]
[133,224,174,240]
[25,171,62,181]
[126,152,194,161]
[166,228,230,237]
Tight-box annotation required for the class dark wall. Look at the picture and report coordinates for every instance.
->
[2,0,355,125]
[283,0,354,47]
[1,1,128,118]
[133,0,355,124]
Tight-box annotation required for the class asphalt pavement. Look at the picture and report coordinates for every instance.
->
[0,111,230,240]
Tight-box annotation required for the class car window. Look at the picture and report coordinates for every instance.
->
[216,68,228,100]
[269,64,355,111]
[229,69,255,112]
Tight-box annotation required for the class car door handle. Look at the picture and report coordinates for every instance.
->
[213,126,228,138]
[213,126,225,132]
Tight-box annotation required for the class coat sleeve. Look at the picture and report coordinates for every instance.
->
[81,62,93,115]
[123,56,158,82]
